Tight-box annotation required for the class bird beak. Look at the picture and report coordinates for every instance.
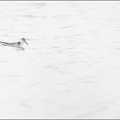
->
[25,41,28,45]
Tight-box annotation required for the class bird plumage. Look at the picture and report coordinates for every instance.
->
[0,38,28,48]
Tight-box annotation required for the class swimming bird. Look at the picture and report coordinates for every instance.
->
[0,38,28,48]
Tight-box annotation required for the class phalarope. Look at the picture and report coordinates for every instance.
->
[0,38,28,48]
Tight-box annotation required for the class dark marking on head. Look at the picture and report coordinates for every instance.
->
[21,38,28,45]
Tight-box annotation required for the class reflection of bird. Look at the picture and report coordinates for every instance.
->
[0,38,28,48]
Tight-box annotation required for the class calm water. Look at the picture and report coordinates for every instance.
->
[0,1,120,118]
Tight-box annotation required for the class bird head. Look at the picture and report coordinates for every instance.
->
[21,38,28,45]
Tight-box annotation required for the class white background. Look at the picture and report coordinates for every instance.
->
[0,1,120,118]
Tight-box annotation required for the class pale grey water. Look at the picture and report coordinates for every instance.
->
[0,1,120,118]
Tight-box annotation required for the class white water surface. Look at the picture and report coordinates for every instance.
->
[0,1,120,118]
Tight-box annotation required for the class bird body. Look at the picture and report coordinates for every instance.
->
[0,38,28,48]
